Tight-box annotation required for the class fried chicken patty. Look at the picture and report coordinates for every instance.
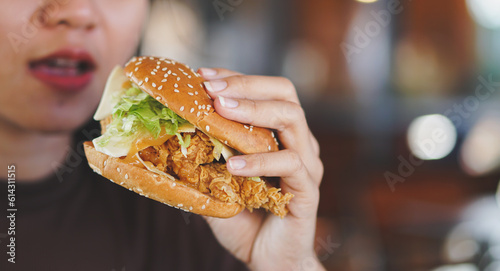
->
[138,130,293,217]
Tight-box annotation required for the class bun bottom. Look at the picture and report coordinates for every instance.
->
[83,141,244,218]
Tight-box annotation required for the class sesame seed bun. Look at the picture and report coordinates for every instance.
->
[123,56,279,154]
[84,142,244,218]
[84,56,282,218]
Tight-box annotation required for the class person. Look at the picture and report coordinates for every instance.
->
[0,1,324,270]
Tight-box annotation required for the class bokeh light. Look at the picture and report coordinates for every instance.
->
[407,114,457,160]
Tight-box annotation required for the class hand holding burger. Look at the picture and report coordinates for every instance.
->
[199,67,325,270]
[84,56,324,270]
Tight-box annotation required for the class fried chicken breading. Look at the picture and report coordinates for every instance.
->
[138,130,293,217]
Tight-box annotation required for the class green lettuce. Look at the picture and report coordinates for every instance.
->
[94,85,190,157]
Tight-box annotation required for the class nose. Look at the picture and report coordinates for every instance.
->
[35,0,98,30]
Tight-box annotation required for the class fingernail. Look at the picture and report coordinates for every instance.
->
[199,68,217,76]
[219,96,238,108]
[228,157,246,170]
[205,80,227,92]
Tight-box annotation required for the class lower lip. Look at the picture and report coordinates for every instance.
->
[29,66,94,92]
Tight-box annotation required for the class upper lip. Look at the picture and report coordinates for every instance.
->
[28,48,97,73]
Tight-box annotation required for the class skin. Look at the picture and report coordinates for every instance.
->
[200,69,325,271]
[0,1,325,270]
[0,0,147,180]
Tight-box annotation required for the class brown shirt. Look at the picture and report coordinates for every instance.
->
[0,151,248,271]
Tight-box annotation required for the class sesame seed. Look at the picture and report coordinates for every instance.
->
[156,65,160,69]
[188,75,192,79]
[149,57,154,60]
[190,108,194,113]
[177,77,180,81]
[204,112,209,116]
[174,83,178,88]
[194,91,198,95]
[244,125,249,129]
[188,92,194,96]
[268,145,271,151]
[206,199,210,204]
[164,73,168,78]
[224,140,228,144]
[189,206,193,210]
[202,205,206,209]
[172,72,177,76]
[145,77,149,82]
[178,68,184,72]
[161,79,167,82]
[180,106,185,111]
[151,71,156,75]
[104,160,107,166]
[156,96,161,101]
[201,105,206,109]
[168,70,172,74]
[197,112,201,117]
[137,188,143,193]
[174,89,179,93]
[125,174,129,179]
[158,85,163,90]
[117,168,121,173]
[178,203,183,207]
[187,84,193,88]
[198,105,202,109]
[135,61,142,65]
[152,82,156,87]
[206,125,210,132]
[110,179,114,183]
[139,81,144,86]
[172,182,176,187]
[162,68,167,71]
[156,61,161,65]
[194,100,198,105]
[134,67,139,72]
[207,105,211,110]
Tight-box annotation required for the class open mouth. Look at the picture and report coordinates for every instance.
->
[29,49,97,92]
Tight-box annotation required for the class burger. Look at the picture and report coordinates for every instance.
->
[83,56,293,218]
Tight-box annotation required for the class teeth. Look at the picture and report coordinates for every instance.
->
[53,58,79,68]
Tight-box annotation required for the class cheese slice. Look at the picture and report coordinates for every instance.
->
[94,66,130,120]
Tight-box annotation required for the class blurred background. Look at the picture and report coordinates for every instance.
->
[142,0,500,270]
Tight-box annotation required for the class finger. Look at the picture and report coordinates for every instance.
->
[227,150,312,192]
[227,151,320,217]
[203,75,300,104]
[198,67,242,80]
[214,96,323,183]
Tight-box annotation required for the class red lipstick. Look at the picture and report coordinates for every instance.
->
[29,49,96,92]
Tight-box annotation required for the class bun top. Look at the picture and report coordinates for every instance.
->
[123,56,279,154]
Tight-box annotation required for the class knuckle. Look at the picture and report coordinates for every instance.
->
[281,103,305,130]
[286,150,304,176]
[277,76,298,101]
[231,75,248,93]
[253,153,268,173]
[278,76,295,92]
[315,157,324,182]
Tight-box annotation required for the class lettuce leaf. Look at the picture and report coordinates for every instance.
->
[93,85,190,157]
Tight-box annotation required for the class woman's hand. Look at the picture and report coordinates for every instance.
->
[199,67,325,271]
